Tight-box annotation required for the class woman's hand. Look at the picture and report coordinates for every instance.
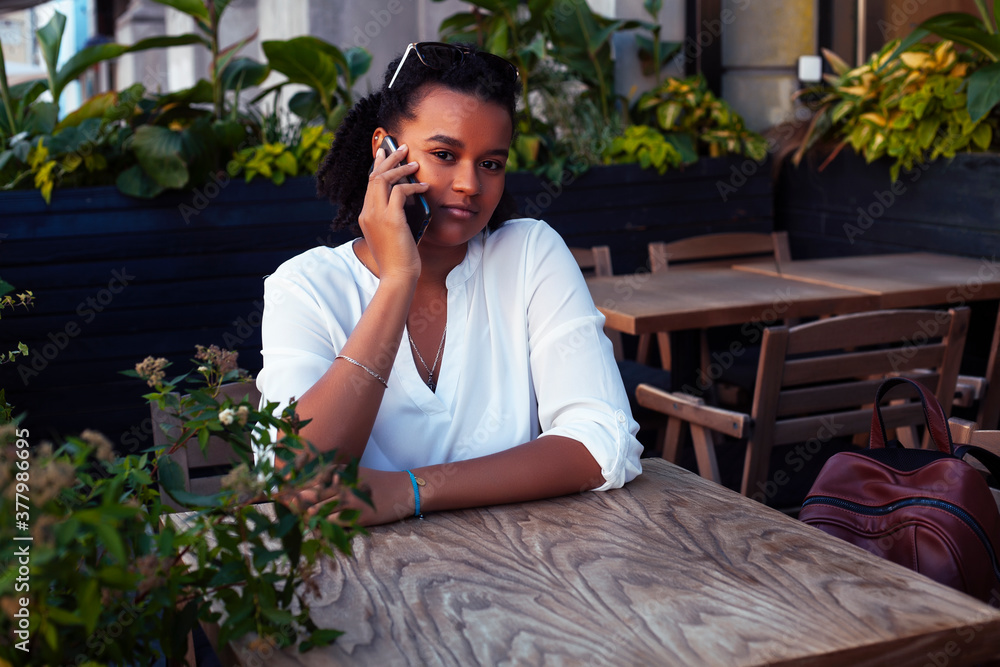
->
[293,467,415,527]
[358,143,429,283]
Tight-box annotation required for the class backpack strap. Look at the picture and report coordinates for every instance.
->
[955,444,1000,487]
[869,377,953,454]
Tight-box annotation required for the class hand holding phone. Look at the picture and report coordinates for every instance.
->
[370,135,432,244]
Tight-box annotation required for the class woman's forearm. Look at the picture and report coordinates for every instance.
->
[358,436,605,525]
[293,275,416,461]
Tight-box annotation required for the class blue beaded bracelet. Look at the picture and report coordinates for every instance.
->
[405,470,425,519]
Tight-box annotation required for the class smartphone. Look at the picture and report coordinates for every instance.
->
[370,135,432,244]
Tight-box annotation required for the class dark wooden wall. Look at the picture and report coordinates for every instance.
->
[776,150,1000,260]
[1,157,773,452]
[1,177,344,451]
[507,157,774,274]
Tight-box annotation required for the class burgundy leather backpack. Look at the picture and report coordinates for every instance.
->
[799,377,1000,602]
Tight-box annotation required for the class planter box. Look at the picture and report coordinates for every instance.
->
[2,157,773,450]
[776,149,1000,259]
[1,176,346,451]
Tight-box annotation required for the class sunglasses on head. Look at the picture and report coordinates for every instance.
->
[388,42,520,89]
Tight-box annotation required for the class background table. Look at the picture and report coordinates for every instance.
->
[230,459,1000,666]
[733,252,1000,308]
[585,268,880,336]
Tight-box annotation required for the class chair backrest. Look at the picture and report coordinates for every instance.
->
[949,417,1000,511]
[649,231,791,272]
[570,245,613,278]
[741,307,970,495]
[152,382,261,510]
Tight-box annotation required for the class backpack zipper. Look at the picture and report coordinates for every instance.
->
[802,495,1000,581]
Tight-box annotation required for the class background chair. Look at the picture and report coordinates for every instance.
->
[152,382,260,511]
[636,307,970,504]
[949,416,1000,511]
[955,309,1000,430]
[647,231,792,274]
[639,231,792,407]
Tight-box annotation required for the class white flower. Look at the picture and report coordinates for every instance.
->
[219,408,236,426]
[198,365,209,373]
[236,405,250,426]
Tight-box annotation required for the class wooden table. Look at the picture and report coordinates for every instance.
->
[229,459,1000,666]
[733,252,1000,308]
[585,268,880,336]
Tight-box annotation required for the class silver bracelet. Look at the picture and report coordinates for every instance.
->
[335,354,388,388]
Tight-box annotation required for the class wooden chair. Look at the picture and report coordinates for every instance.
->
[647,231,792,273]
[152,381,261,511]
[914,308,999,431]
[957,309,1000,430]
[636,307,970,499]
[639,231,792,371]
[636,232,792,405]
[949,417,1000,511]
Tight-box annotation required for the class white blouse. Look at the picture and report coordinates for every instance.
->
[256,217,642,491]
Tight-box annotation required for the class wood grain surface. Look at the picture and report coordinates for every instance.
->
[585,269,879,335]
[734,253,1000,308]
[230,459,1000,666]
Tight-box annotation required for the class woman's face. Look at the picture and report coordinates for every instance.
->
[373,84,513,249]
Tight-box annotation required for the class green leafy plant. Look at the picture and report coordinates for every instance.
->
[149,0,268,121]
[796,40,996,181]
[108,0,272,198]
[546,0,646,127]
[602,124,684,174]
[231,125,334,185]
[633,75,768,163]
[635,0,682,86]
[1,0,362,202]
[4,84,147,203]
[0,10,198,145]
[257,38,371,130]
[0,347,366,665]
[886,0,1000,121]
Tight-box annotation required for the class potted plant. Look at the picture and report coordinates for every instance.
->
[778,4,1000,259]
[0,347,366,665]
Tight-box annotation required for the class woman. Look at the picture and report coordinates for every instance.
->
[257,42,642,525]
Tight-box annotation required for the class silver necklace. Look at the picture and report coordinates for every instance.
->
[407,324,447,391]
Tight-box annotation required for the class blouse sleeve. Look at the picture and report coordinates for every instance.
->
[256,250,355,425]
[522,222,643,490]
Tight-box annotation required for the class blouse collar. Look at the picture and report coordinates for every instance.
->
[349,230,486,293]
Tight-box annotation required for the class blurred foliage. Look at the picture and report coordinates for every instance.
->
[0,2,366,203]
[884,1,1000,121]
[796,40,998,181]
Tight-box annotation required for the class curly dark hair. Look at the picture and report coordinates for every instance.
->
[316,44,521,235]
